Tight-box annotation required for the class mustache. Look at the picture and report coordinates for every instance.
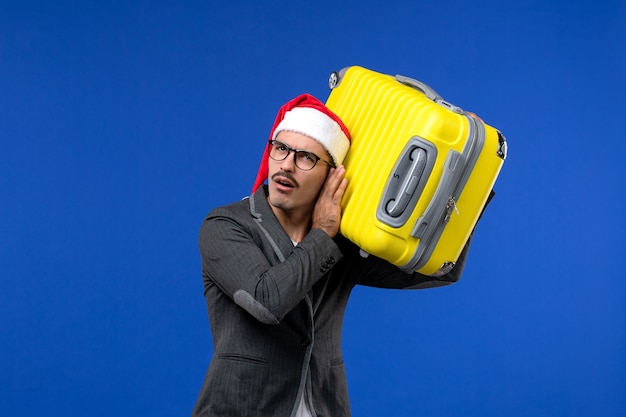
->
[271,171,299,188]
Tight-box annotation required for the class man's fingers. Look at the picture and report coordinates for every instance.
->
[326,165,346,202]
[334,178,347,204]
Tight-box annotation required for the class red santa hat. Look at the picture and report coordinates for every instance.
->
[251,93,351,193]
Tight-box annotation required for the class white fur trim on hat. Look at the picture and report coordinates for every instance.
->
[272,107,350,166]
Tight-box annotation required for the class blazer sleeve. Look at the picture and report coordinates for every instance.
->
[343,234,472,290]
[199,213,344,324]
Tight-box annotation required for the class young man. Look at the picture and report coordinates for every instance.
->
[192,94,470,417]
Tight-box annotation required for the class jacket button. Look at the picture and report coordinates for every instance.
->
[301,337,311,347]
[320,256,336,272]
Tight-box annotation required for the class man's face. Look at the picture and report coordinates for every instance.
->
[267,131,331,215]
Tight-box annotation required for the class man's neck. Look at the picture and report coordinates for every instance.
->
[271,206,312,244]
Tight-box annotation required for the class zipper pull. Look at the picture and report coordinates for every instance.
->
[444,196,459,223]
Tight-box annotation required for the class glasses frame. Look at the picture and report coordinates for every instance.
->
[268,139,336,171]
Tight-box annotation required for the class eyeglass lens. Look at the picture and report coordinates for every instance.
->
[269,141,319,170]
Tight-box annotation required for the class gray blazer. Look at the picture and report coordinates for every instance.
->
[192,186,468,417]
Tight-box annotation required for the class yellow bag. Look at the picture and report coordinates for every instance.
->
[325,66,507,276]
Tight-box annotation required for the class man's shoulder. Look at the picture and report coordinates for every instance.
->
[206,196,251,220]
[207,187,269,218]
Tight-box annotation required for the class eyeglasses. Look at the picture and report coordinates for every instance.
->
[268,140,335,171]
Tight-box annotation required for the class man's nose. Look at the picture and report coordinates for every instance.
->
[280,152,296,171]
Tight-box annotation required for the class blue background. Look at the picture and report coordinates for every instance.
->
[2,1,625,416]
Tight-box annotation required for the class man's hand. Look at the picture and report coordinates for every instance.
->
[312,165,347,238]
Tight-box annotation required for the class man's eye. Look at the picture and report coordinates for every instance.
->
[301,153,315,162]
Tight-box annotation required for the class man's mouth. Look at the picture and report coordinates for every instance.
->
[272,173,298,189]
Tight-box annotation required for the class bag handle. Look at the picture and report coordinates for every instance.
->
[395,74,441,101]
[395,74,464,114]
